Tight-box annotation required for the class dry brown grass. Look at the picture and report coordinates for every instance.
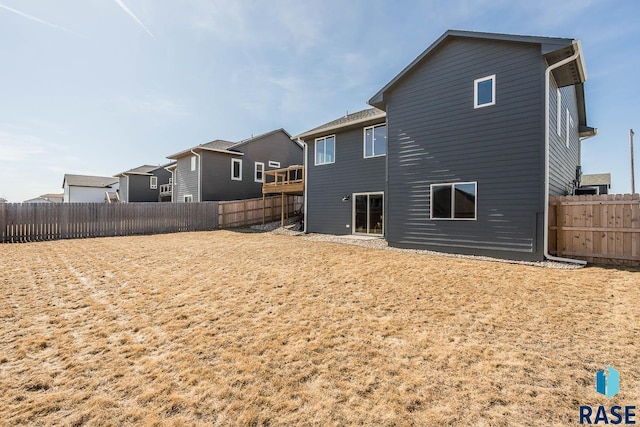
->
[1,230,639,426]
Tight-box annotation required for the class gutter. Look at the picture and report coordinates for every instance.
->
[190,149,202,202]
[297,138,308,233]
[543,42,587,266]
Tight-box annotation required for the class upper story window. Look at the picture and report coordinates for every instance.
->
[268,160,280,168]
[231,158,242,181]
[190,156,197,171]
[474,75,495,109]
[315,135,335,165]
[150,176,158,189]
[430,182,477,220]
[255,162,264,183]
[566,109,574,148]
[556,89,562,136]
[364,124,387,158]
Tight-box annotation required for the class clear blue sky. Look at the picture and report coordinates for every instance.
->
[1,0,638,202]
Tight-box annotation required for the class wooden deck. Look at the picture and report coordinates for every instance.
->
[262,165,304,195]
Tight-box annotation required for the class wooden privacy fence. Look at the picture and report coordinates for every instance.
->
[0,202,219,243]
[549,194,640,266]
[219,195,302,228]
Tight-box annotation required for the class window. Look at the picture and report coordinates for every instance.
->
[430,182,477,220]
[268,160,280,168]
[231,158,242,181]
[474,75,495,109]
[315,135,335,165]
[184,194,193,203]
[190,156,196,171]
[255,162,264,183]
[353,193,384,235]
[150,176,158,189]
[169,177,173,185]
[556,89,562,136]
[364,124,387,158]
[565,109,574,148]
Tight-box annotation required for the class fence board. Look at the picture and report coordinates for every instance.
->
[550,194,640,266]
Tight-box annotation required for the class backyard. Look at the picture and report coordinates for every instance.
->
[0,230,638,426]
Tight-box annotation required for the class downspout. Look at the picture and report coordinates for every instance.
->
[297,138,308,233]
[190,149,201,202]
[544,42,587,266]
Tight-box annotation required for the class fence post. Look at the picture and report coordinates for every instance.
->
[555,201,563,257]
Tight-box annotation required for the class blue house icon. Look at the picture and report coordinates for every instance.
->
[596,366,619,399]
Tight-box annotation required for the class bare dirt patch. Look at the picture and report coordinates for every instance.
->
[1,230,638,425]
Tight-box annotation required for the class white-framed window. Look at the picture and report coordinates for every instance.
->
[565,109,574,148]
[254,162,264,183]
[556,89,562,136]
[474,75,496,109]
[190,156,196,171]
[364,124,387,158]
[169,177,173,185]
[231,158,242,181]
[150,176,158,189]
[430,182,477,220]
[268,160,280,168]
[184,194,193,203]
[315,135,335,165]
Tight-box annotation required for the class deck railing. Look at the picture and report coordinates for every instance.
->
[262,165,304,194]
[159,183,172,197]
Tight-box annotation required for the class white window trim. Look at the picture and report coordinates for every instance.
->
[363,123,387,159]
[190,156,196,171]
[314,135,336,166]
[184,194,193,203]
[268,160,280,168]
[429,181,478,221]
[556,89,562,136]
[231,158,242,181]
[565,109,571,148]
[150,176,158,189]
[473,75,496,109]
[254,162,264,183]
[352,191,384,236]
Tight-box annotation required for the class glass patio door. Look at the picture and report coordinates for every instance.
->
[353,193,383,235]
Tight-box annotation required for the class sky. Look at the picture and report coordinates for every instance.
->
[0,0,639,202]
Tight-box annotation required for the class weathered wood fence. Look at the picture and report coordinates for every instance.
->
[0,195,302,243]
[549,194,640,266]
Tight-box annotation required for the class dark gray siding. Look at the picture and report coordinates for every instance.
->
[385,37,546,261]
[549,75,581,195]
[305,124,386,235]
[175,155,199,202]
[201,130,303,201]
[126,168,172,202]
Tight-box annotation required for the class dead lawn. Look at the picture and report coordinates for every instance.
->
[0,230,639,426]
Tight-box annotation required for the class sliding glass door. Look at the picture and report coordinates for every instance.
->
[353,193,383,235]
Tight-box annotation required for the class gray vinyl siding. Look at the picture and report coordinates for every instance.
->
[385,37,546,261]
[124,168,172,202]
[306,124,386,235]
[549,75,581,195]
[175,155,199,202]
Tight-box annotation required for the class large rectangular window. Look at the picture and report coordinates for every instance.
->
[364,124,387,158]
[353,192,384,235]
[474,75,495,109]
[150,176,158,189]
[254,162,264,183]
[190,156,197,171]
[231,158,242,181]
[430,182,477,220]
[315,135,335,165]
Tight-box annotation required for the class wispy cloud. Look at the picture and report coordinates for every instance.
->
[113,0,155,39]
[121,96,189,118]
[0,3,84,37]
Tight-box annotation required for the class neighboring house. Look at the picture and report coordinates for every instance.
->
[62,174,120,203]
[166,129,302,202]
[296,30,596,262]
[579,173,611,195]
[293,108,387,236]
[0,198,7,203]
[115,164,174,202]
[23,193,64,203]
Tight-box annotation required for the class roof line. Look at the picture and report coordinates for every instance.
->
[293,110,386,140]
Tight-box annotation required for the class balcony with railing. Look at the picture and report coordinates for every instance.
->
[262,165,304,195]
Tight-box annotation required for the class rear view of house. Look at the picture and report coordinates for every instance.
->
[167,129,302,202]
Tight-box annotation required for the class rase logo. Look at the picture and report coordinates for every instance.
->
[580,366,636,425]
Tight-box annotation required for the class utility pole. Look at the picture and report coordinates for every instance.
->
[631,129,636,194]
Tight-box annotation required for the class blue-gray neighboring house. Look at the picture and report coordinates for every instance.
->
[115,164,175,202]
[296,30,596,262]
[166,129,302,202]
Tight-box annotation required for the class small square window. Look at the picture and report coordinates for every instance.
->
[474,75,495,109]
[231,158,242,181]
[364,124,387,158]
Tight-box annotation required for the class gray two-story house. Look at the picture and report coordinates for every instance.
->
[115,164,174,202]
[167,129,302,202]
[297,30,596,262]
